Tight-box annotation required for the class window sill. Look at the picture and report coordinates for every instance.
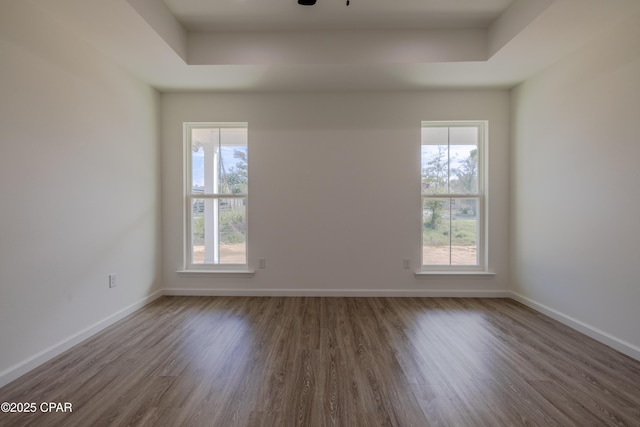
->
[177,269,255,278]
[414,271,496,278]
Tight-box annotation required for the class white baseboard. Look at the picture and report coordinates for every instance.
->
[0,290,164,389]
[509,291,640,362]
[163,288,510,298]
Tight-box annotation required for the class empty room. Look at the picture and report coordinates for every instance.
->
[1,0,639,425]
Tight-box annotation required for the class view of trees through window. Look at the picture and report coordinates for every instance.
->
[188,125,248,266]
[421,124,482,267]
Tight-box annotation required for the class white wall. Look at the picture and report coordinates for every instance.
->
[0,2,162,385]
[510,11,640,355]
[162,90,510,295]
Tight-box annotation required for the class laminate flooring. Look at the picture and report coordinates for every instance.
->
[1,297,640,426]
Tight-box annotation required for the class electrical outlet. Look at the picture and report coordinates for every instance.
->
[402,259,410,270]
[109,274,117,288]
[258,258,266,269]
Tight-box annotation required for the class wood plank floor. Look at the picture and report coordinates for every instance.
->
[1,297,640,426]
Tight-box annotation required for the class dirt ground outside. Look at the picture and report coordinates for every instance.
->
[193,244,246,264]
[194,244,476,266]
[423,246,477,265]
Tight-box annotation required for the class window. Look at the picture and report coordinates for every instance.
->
[184,122,248,269]
[421,121,485,270]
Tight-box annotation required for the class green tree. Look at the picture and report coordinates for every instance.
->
[452,148,477,193]
[422,145,448,230]
[232,150,247,181]
[423,145,448,192]
[222,149,248,194]
[451,148,478,215]
[424,199,444,230]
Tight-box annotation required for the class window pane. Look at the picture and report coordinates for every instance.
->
[191,198,208,264]
[449,127,478,195]
[191,198,246,265]
[191,128,214,193]
[421,127,449,194]
[191,127,248,196]
[219,128,248,195]
[451,198,478,265]
[423,197,479,266]
[218,198,247,264]
[422,198,451,265]
[191,144,205,194]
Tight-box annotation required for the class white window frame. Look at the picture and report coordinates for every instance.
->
[183,122,249,271]
[420,121,487,272]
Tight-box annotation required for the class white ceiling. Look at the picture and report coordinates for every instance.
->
[30,0,640,92]
[162,0,514,31]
